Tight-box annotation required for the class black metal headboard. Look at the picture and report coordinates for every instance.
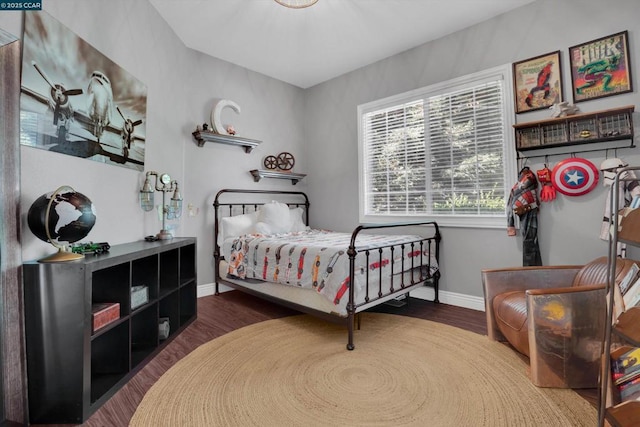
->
[213,188,310,260]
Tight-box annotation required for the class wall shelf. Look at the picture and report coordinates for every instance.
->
[250,169,306,185]
[192,129,261,153]
[514,105,635,155]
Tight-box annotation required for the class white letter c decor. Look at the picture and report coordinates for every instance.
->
[210,99,241,135]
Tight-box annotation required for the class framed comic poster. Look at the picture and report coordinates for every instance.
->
[513,51,563,114]
[569,31,633,103]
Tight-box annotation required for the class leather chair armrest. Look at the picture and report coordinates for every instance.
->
[482,265,581,342]
[526,283,606,296]
[526,285,606,388]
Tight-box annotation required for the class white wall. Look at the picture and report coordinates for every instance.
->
[0,0,306,286]
[304,0,640,298]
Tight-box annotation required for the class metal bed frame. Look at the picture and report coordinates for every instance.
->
[213,189,441,350]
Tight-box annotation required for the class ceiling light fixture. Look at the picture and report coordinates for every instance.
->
[274,0,319,9]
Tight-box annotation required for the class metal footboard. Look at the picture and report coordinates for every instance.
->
[345,222,441,350]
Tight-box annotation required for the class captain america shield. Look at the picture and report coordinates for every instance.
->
[551,158,599,196]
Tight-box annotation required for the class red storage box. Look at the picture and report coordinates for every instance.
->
[91,302,120,332]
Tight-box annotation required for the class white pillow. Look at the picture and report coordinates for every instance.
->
[289,207,308,232]
[254,221,273,235]
[217,211,259,246]
[258,201,291,234]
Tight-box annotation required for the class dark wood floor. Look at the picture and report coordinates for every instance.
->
[36,291,596,426]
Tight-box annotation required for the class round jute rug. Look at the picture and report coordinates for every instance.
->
[130,313,596,427]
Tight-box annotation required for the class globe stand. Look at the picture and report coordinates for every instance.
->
[39,246,84,263]
[31,185,93,263]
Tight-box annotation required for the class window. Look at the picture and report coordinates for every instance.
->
[357,64,516,228]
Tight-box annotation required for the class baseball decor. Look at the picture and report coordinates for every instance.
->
[551,158,599,196]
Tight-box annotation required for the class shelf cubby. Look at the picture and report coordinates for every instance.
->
[180,243,196,285]
[613,307,640,346]
[23,238,197,424]
[131,304,159,367]
[92,263,130,315]
[160,249,179,297]
[132,254,159,304]
[180,281,197,327]
[159,292,180,341]
[90,321,129,404]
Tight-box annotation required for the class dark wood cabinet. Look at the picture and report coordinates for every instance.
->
[23,238,197,424]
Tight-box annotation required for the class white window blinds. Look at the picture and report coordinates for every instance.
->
[426,80,505,215]
[358,65,515,227]
[362,99,426,215]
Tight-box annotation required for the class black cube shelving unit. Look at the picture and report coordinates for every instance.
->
[23,237,197,424]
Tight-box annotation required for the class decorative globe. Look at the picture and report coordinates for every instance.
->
[27,187,97,247]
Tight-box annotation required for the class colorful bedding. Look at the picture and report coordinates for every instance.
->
[226,229,438,307]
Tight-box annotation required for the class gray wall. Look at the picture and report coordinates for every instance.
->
[1,0,640,300]
[1,4,639,419]
[305,0,640,299]
[0,1,307,288]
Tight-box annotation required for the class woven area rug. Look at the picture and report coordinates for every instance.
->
[130,313,596,426]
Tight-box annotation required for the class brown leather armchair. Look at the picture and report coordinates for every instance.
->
[482,256,640,388]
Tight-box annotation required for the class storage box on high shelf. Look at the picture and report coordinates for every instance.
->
[514,105,634,151]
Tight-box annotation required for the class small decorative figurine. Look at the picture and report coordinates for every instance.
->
[226,125,236,135]
[549,101,579,118]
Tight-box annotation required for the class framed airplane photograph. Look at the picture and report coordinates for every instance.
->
[513,51,563,114]
[20,11,147,171]
[569,30,633,103]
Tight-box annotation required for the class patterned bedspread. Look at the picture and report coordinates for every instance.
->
[226,229,438,307]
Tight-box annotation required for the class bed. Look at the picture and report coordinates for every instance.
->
[213,189,441,350]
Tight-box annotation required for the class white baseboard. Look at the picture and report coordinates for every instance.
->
[197,282,231,298]
[197,283,485,312]
[409,286,485,312]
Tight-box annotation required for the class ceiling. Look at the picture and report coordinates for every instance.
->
[149,0,536,89]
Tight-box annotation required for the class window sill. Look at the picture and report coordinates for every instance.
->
[359,214,506,229]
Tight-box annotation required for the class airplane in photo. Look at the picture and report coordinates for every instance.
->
[21,61,145,167]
